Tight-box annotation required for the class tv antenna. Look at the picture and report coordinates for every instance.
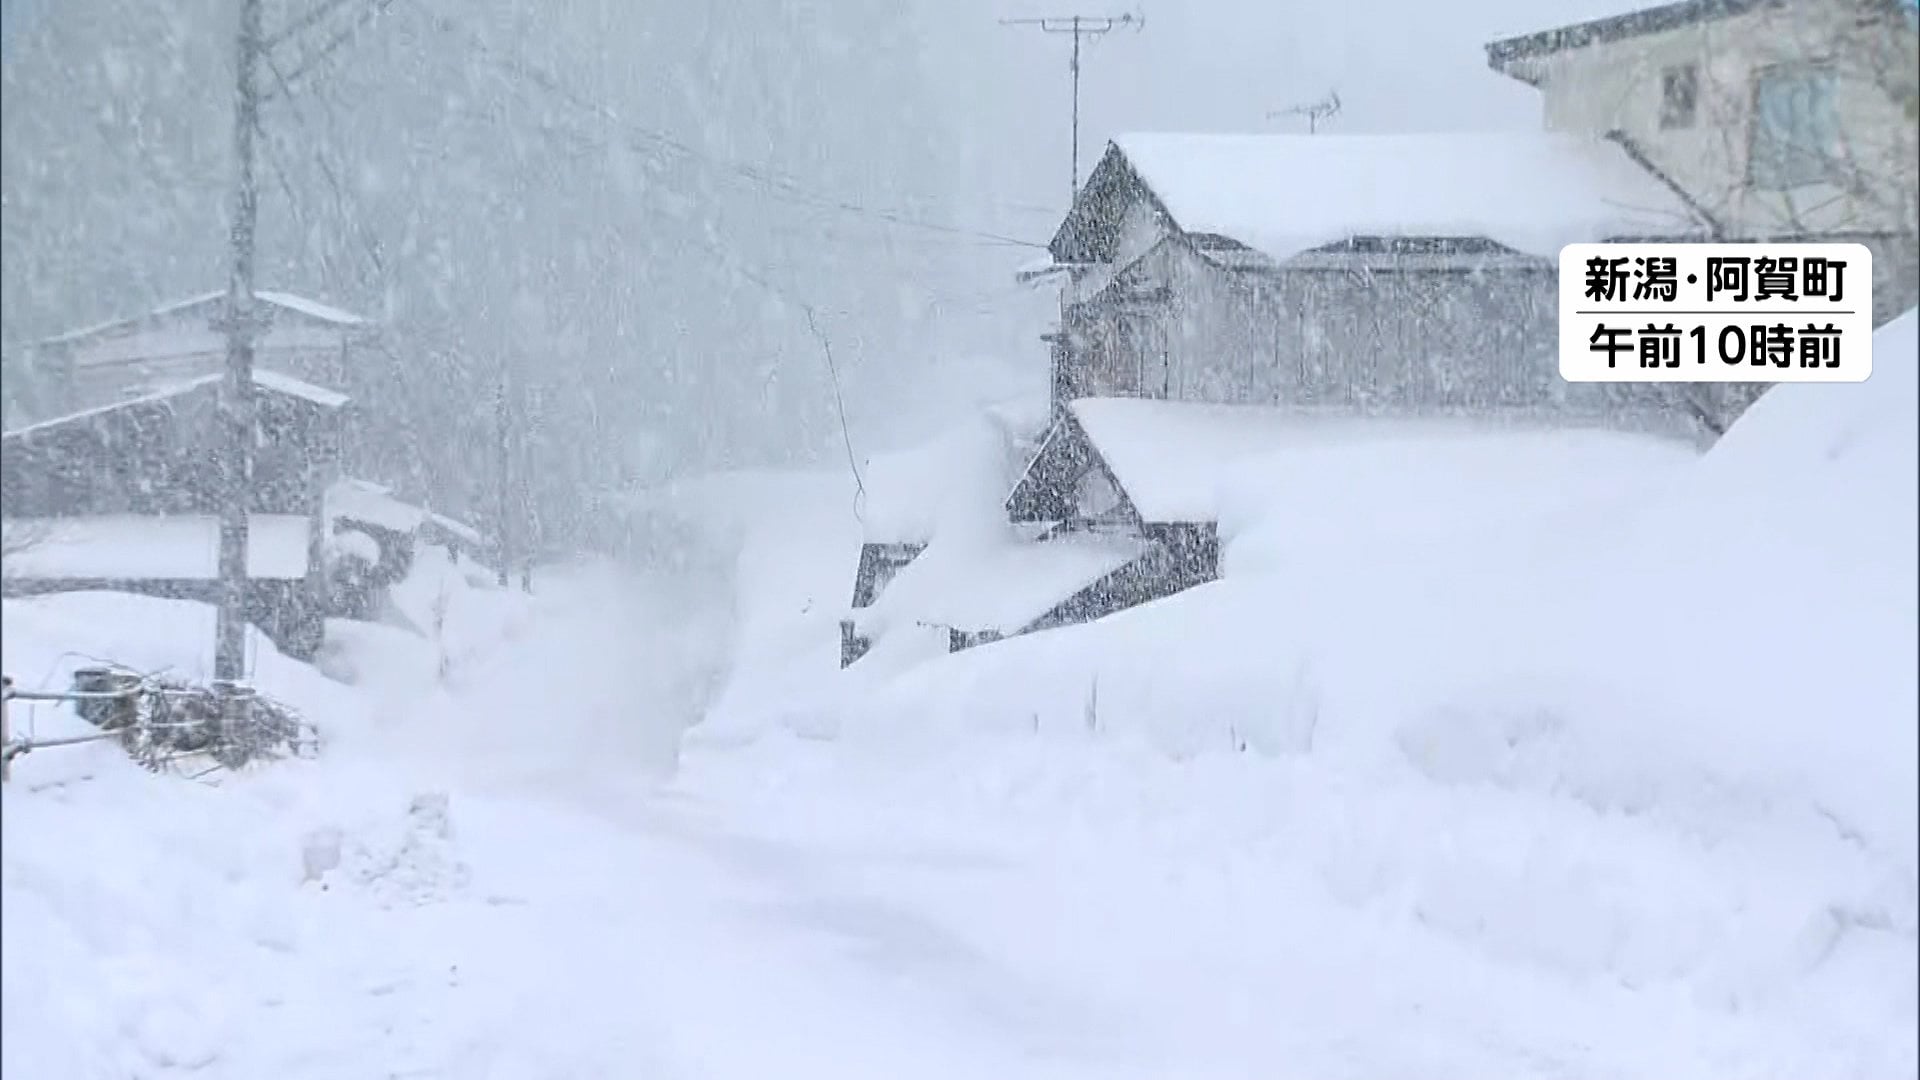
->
[1001,11,1146,202]
[1268,90,1342,134]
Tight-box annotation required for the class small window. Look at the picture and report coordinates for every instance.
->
[1749,64,1840,190]
[1660,64,1699,129]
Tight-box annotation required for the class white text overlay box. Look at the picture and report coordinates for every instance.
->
[1559,242,1874,383]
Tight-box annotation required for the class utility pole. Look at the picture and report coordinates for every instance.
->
[1000,11,1143,202]
[494,359,513,589]
[1268,90,1342,135]
[215,0,264,686]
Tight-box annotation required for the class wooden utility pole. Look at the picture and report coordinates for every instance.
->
[494,360,513,589]
[215,0,264,685]
[1000,12,1143,202]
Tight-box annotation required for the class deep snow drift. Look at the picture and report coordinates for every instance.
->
[2,316,1913,1079]
[698,312,1920,1077]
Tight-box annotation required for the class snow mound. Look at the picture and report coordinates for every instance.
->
[753,314,1919,1072]
[1217,426,1698,575]
[858,406,1041,546]
[312,792,472,908]
[1,592,357,782]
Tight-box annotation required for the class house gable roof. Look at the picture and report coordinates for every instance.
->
[1486,0,1915,80]
[1101,131,1702,266]
[1487,0,1777,72]
[1048,142,1183,265]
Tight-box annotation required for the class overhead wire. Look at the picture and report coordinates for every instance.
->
[423,6,1046,252]
[259,0,1076,518]
[263,0,402,101]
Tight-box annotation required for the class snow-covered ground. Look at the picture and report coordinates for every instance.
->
[4,316,1914,1079]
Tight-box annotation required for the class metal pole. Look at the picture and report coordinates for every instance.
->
[215,0,263,685]
[999,13,1141,205]
[1069,16,1081,199]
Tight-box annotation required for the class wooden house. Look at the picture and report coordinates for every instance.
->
[841,131,1732,665]
[1041,131,1712,422]
[0,369,351,659]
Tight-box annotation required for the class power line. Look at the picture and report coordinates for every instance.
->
[262,0,400,102]
[425,8,1047,251]
[261,2,1047,253]
[663,224,868,517]
[258,48,387,278]
[263,0,358,50]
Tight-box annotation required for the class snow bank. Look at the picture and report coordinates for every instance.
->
[857,406,1040,546]
[381,546,532,674]
[1216,427,1699,574]
[733,314,1918,1073]
[1,593,355,778]
[693,404,1050,736]
[1072,395,1689,526]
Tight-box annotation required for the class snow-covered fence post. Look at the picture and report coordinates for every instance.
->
[431,574,452,683]
[2,675,12,784]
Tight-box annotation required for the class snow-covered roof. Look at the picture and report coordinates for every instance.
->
[248,369,351,408]
[328,479,424,534]
[327,478,486,546]
[422,510,485,547]
[1015,256,1072,285]
[858,408,1048,545]
[1070,397,1637,525]
[2,514,312,581]
[1110,131,1701,263]
[3,368,348,439]
[252,291,367,326]
[69,326,357,368]
[30,290,369,349]
[857,531,1146,636]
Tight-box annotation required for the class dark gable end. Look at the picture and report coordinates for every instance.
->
[1047,143,1178,264]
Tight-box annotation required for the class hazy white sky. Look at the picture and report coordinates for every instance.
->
[922,0,1635,238]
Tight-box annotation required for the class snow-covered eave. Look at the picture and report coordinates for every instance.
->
[421,512,486,547]
[1199,221,1704,270]
[24,290,374,350]
[1,368,349,440]
[1016,260,1084,286]
[850,534,1150,637]
[1189,221,1711,273]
